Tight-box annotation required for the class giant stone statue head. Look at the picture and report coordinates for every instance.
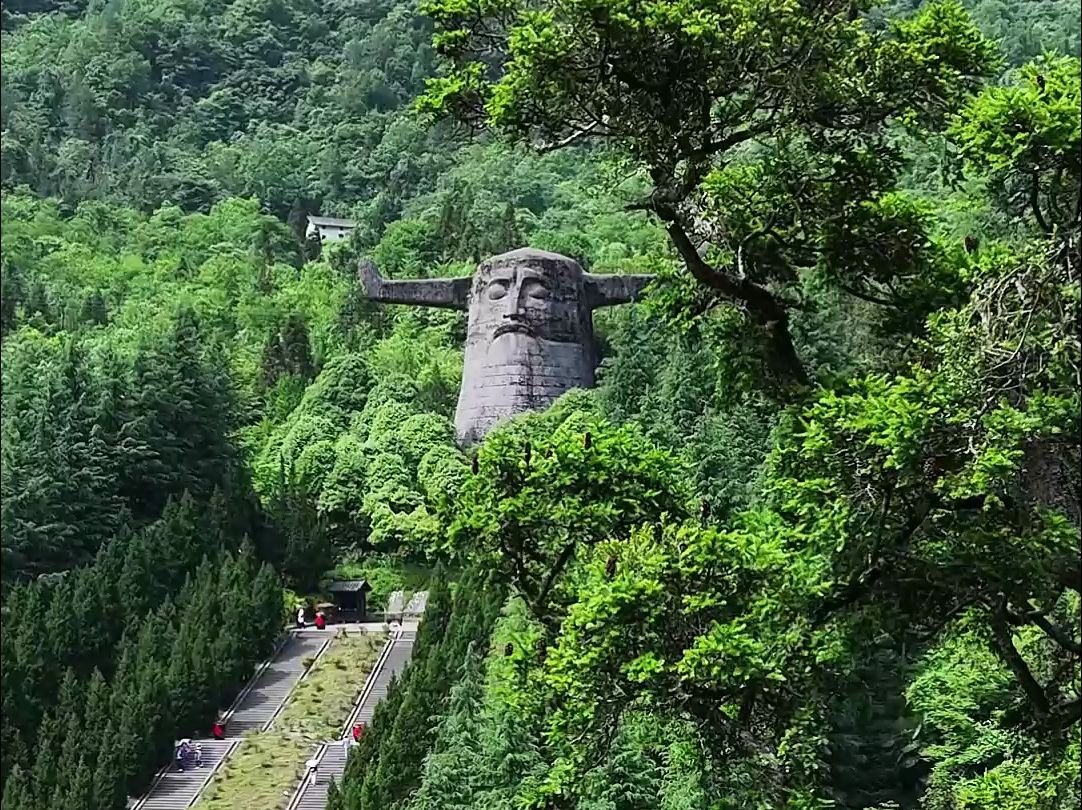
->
[359,248,652,445]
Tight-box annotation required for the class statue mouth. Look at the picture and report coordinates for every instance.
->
[493,322,534,338]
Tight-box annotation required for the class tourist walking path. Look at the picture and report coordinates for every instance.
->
[132,633,329,810]
[286,629,418,810]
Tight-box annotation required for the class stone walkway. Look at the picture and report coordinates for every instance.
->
[132,595,427,810]
[286,630,418,810]
[132,633,329,810]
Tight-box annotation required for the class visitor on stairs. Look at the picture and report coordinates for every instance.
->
[297,605,306,629]
[176,740,203,770]
[211,718,224,740]
[315,611,326,630]
[352,722,365,743]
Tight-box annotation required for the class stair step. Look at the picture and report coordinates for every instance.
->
[286,633,417,810]
[132,634,328,810]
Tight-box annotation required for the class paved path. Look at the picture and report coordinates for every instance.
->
[132,740,237,810]
[225,633,328,735]
[132,633,329,810]
[287,630,418,810]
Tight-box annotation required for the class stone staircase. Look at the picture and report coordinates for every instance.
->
[288,741,350,810]
[403,591,428,617]
[286,630,418,810]
[225,633,329,735]
[132,740,237,810]
[131,633,329,810]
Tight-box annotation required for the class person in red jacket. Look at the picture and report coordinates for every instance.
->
[315,611,326,630]
[212,719,224,740]
[352,722,365,742]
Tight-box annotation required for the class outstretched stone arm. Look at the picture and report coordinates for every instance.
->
[357,259,471,310]
[584,273,655,308]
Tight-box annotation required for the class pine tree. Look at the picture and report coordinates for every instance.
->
[326,779,342,810]
[63,755,95,810]
[54,708,89,801]
[91,720,127,810]
[211,551,252,699]
[131,659,171,791]
[154,494,205,596]
[251,561,285,659]
[589,719,664,810]
[112,697,145,797]
[272,485,331,593]
[1,765,33,810]
[72,572,113,676]
[128,308,238,519]
[408,644,486,810]
[477,698,545,806]
[0,618,32,782]
[493,202,521,255]
[116,529,159,622]
[825,645,920,809]
[82,670,111,747]
[29,710,61,808]
[167,609,202,734]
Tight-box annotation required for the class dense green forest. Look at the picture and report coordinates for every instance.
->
[1,0,1080,809]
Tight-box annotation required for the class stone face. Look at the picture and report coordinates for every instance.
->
[456,249,596,444]
[357,248,652,445]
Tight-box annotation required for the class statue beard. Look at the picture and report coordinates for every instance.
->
[472,330,594,396]
[455,326,597,445]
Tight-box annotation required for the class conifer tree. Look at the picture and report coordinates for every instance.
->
[0,621,31,782]
[326,779,344,806]
[251,561,286,659]
[0,765,32,810]
[29,710,61,808]
[82,670,111,750]
[408,643,486,810]
[63,755,95,810]
[55,708,89,800]
[91,720,127,810]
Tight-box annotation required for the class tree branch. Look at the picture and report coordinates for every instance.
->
[1050,696,1081,729]
[538,120,605,153]
[1027,611,1082,656]
[811,493,937,625]
[534,539,581,619]
[654,204,809,385]
[990,601,1051,716]
[1030,172,1053,234]
[835,279,897,308]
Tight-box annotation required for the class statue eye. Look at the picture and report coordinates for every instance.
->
[524,279,549,300]
[487,280,509,300]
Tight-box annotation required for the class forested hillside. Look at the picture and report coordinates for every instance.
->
[1,0,1080,809]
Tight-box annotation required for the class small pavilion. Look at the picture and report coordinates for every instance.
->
[327,579,371,619]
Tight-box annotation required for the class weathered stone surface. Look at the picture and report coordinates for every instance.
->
[358,248,652,445]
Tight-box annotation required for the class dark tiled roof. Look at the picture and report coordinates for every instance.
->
[328,579,371,593]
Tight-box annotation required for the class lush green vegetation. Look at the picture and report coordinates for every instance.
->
[1,0,1079,809]
[1,498,283,809]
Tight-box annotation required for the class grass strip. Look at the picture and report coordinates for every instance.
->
[194,631,383,810]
